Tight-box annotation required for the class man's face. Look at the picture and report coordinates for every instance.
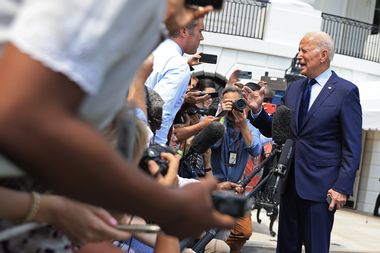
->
[297,36,326,79]
[223,91,242,121]
[183,19,204,54]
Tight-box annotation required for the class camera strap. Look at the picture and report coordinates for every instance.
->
[226,128,241,166]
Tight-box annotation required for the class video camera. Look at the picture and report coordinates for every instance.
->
[139,144,175,177]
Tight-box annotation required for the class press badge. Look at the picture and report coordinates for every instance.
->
[228,152,237,165]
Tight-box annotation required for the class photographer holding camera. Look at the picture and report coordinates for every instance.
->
[210,86,262,253]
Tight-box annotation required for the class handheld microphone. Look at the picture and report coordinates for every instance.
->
[272,105,291,145]
[186,122,225,157]
[179,122,224,179]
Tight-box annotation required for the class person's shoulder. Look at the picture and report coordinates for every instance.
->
[331,72,358,92]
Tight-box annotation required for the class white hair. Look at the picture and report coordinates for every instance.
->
[304,31,335,61]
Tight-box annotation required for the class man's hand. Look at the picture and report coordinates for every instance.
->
[165,0,213,34]
[159,177,236,238]
[327,189,347,211]
[226,69,241,86]
[184,91,210,104]
[187,52,202,66]
[231,109,247,129]
[200,115,219,126]
[217,181,243,193]
[242,85,265,113]
[221,99,233,112]
[148,152,180,187]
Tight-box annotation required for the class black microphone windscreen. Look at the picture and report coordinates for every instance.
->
[272,105,291,145]
[278,139,294,169]
[190,122,225,155]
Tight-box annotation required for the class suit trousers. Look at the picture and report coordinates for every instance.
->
[276,181,335,253]
[226,213,252,253]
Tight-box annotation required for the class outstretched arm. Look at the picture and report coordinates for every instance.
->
[0,43,234,238]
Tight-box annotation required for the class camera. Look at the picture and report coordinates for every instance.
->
[232,98,247,112]
[187,105,216,116]
[139,144,175,177]
[212,191,251,217]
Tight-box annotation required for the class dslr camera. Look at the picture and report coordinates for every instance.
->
[232,98,247,112]
[139,144,175,177]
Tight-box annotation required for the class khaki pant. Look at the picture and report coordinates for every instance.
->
[226,214,252,253]
[205,238,230,253]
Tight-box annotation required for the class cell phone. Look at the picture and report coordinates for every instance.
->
[199,53,218,64]
[185,0,224,10]
[116,224,161,233]
[236,70,252,79]
[206,92,219,98]
[212,191,251,217]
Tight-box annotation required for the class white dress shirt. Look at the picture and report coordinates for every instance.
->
[145,39,191,144]
[308,68,332,110]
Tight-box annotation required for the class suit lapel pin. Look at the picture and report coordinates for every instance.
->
[328,86,332,89]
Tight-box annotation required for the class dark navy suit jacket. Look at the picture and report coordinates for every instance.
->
[250,71,362,202]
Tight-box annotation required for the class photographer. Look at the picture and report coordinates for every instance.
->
[210,86,262,253]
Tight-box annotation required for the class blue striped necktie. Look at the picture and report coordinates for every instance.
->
[298,79,317,126]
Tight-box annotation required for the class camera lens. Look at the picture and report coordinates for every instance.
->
[233,99,246,112]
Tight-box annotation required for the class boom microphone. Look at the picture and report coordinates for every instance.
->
[187,122,225,156]
[272,105,291,145]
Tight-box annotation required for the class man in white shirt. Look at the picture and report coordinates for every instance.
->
[146,18,204,144]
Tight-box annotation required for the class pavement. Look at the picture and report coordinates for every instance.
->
[241,208,380,253]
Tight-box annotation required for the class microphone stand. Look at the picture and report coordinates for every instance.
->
[239,148,278,188]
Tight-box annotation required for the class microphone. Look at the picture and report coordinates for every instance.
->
[180,122,224,178]
[275,139,295,177]
[186,122,225,157]
[272,105,291,145]
[263,139,295,203]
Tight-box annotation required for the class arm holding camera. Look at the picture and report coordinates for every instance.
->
[231,109,252,147]
[148,152,181,187]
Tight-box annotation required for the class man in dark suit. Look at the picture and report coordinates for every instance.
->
[243,32,362,253]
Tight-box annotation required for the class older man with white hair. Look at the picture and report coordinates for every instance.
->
[243,31,362,253]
